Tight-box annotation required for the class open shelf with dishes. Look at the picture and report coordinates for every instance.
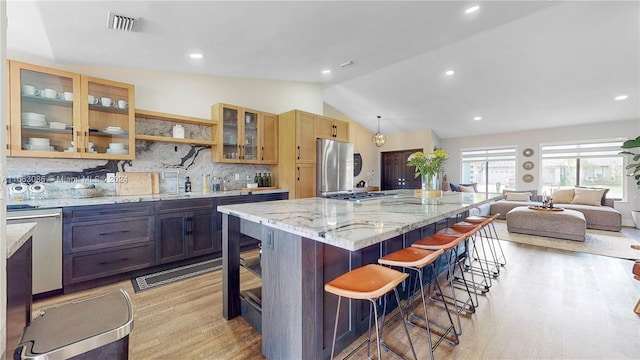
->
[135,109,217,147]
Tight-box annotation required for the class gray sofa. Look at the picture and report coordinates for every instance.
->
[490,192,622,232]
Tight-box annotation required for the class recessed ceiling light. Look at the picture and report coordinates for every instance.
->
[465,5,480,14]
[445,70,455,76]
[322,69,331,75]
[614,94,628,101]
[189,53,203,59]
[473,116,482,121]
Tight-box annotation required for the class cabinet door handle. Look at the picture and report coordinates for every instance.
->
[297,146,300,160]
[261,146,264,161]
[297,167,300,181]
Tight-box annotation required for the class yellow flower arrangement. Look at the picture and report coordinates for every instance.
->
[407,149,449,178]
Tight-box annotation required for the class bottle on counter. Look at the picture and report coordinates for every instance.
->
[212,176,221,192]
[549,197,553,209]
[265,172,271,187]
[202,174,210,193]
[254,172,259,185]
[257,172,263,187]
[185,176,192,193]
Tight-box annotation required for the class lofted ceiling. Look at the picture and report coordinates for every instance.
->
[6,1,639,139]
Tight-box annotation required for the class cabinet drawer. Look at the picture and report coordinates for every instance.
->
[63,242,155,285]
[155,198,213,214]
[63,202,154,223]
[64,217,153,253]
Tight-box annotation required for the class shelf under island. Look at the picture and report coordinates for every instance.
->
[218,190,502,359]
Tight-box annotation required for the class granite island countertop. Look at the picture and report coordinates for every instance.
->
[7,222,37,258]
[218,190,502,251]
[7,188,289,209]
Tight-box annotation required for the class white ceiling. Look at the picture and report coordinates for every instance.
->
[6,1,640,139]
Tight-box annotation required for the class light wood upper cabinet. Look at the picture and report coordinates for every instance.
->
[8,60,135,159]
[211,103,277,164]
[316,115,349,142]
[260,112,278,164]
[271,109,317,199]
[81,76,135,159]
[295,111,317,164]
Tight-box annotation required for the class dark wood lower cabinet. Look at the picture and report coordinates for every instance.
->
[63,203,156,286]
[6,238,32,359]
[155,198,217,264]
[61,192,288,293]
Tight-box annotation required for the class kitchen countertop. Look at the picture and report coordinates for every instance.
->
[217,189,502,251]
[7,188,289,209]
[7,222,37,258]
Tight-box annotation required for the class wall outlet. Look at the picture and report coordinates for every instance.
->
[106,173,115,183]
[234,173,240,180]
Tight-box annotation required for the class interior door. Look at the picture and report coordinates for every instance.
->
[381,149,422,190]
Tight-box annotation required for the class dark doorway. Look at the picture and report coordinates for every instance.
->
[381,149,422,190]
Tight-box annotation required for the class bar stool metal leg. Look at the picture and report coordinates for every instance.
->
[325,264,416,360]
[379,248,458,360]
[412,233,475,335]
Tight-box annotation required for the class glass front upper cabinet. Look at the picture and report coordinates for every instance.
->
[8,61,135,159]
[212,103,261,163]
[81,76,135,159]
[9,61,81,157]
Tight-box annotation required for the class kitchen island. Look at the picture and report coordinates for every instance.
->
[218,190,502,359]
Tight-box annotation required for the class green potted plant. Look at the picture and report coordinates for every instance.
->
[620,136,640,228]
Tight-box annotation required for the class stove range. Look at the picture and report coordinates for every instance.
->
[325,192,396,201]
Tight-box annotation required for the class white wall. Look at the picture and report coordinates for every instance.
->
[1,0,7,356]
[441,119,640,226]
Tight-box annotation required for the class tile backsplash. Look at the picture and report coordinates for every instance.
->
[6,141,271,200]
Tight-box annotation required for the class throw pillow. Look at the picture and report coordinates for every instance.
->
[460,183,478,192]
[571,187,606,206]
[551,188,575,204]
[450,183,460,192]
[502,189,537,201]
[459,184,476,192]
[575,186,610,205]
[505,192,531,201]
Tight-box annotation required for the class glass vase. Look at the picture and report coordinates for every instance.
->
[421,173,440,205]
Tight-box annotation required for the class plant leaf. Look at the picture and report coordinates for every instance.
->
[621,136,640,149]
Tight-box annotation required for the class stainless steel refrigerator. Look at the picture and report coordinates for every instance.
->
[316,138,354,196]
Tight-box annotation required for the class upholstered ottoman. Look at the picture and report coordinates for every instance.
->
[506,206,586,241]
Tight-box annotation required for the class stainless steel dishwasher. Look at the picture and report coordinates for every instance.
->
[7,207,63,296]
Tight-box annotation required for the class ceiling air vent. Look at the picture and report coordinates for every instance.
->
[107,11,136,32]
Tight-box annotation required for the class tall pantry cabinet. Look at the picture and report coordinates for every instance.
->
[272,110,316,199]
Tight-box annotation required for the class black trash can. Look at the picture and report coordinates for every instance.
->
[14,288,133,360]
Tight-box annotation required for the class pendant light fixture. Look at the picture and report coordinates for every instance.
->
[372,115,386,147]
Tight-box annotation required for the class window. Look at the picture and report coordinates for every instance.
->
[540,140,624,199]
[461,147,516,193]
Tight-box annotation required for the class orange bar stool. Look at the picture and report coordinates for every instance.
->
[440,221,492,297]
[325,264,417,360]
[464,213,506,277]
[411,232,475,334]
[378,247,458,360]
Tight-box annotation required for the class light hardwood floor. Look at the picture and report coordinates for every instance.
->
[33,235,640,359]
